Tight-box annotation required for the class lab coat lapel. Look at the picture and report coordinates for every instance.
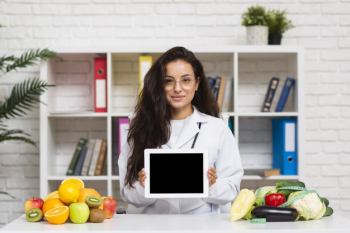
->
[176,107,207,149]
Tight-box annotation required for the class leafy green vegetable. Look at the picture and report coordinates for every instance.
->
[254,186,276,206]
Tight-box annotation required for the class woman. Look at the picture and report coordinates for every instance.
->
[118,46,243,214]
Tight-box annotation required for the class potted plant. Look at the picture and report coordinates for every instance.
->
[0,49,60,199]
[266,9,295,45]
[241,5,269,45]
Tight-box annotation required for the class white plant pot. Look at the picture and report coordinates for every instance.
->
[246,25,268,45]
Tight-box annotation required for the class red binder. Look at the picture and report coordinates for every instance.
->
[94,57,107,113]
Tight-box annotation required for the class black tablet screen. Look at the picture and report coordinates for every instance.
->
[149,153,204,194]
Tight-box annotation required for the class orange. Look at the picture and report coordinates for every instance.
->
[78,188,103,209]
[61,178,84,190]
[58,182,80,205]
[42,198,66,215]
[44,206,69,224]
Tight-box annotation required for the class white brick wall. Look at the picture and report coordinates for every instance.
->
[1,0,350,227]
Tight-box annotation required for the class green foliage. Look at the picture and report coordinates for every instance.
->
[241,5,269,26]
[266,9,295,34]
[0,49,60,147]
[0,191,15,199]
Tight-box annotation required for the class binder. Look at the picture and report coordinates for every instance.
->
[212,77,221,101]
[262,77,279,112]
[118,118,130,155]
[207,76,216,91]
[221,77,232,112]
[276,77,295,112]
[217,76,226,111]
[88,139,102,176]
[73,145,88,175]
[95,139,107,176]
[66,138,87,175]
[270,77,286,112]
[272,118,297,175]
[80,139,96,176]
[94,57,107,113]
[139,56,152,92]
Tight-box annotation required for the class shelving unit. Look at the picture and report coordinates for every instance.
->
[40,46,304,208]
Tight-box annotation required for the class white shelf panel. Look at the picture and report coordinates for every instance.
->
[111,176,120,180]
[48,176,109,181]
[48,113,108,117]
[51,46,300,54]
[242,175,299,180]
[237,112,298,117]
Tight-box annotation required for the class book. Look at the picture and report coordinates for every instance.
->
[139,56,152,92]
[94,57,107,113]
[88,139,102,176]
[221,77,232,112]
[270,77,286,112]
[73,145,88,175]
[66,138,87,175]
[272,118,297,175]
[95,139,107,176]
[80,139,96,176]
[262,77,279,112]
[244,169,280,177]
[212,77,221,101]
[207,76,216,91]
[217,76,226,111]
[118,118,130,155]
[276,77,295,112]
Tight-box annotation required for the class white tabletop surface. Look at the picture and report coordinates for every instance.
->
[1,214,350,233]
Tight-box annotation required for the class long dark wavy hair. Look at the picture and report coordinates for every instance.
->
[125,46,219,188]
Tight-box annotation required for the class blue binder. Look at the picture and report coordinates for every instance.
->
[276,77,295,112]
[272,118,297,175]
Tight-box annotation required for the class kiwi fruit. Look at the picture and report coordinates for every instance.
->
[89,208,106,223]
[26,208,43,222]
[85,195,103,208]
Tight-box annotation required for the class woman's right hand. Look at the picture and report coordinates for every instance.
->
[138,168,147,188]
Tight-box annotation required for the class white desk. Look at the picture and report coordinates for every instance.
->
[1,214,349,233]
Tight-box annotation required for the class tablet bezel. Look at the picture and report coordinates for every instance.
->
[144,149,209,198]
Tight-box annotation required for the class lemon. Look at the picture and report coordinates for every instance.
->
[58,182,80,205]
[61,178,84,190]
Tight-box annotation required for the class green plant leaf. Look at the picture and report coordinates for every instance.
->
[266,9,295,34]
[0,191,16,199]
[241,5,269,26]
[0,78,54,119]
[1,48,61,76]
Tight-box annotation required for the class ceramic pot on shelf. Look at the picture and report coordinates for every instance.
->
[246,25,268,45]
[268,34,282,45]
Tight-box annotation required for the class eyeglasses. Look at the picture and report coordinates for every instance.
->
[163,77,197,90]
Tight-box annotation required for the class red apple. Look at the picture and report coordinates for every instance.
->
[24,197,44,213]
[102,196,117,219]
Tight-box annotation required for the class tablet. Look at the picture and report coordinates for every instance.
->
[144,149,209,198]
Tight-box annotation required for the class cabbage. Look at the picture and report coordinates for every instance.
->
[254,186,277,206]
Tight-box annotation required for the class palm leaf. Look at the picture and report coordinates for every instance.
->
[2,48,61,76]
[0,78,54,119]
[0,133,36,147]
[0,191,16,199]
[0,55,15,73]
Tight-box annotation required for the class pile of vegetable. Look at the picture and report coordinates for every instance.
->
[230,180,333,223]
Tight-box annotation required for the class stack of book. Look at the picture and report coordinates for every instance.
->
[66,138,107,176]
[207,76,233,112]
[262,77,295,112]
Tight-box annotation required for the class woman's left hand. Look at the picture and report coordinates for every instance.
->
[207,167,218,187]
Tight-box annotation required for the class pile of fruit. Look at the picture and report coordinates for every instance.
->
[230,180,334,223]
[24,178,117,224]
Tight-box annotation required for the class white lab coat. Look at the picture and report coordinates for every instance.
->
[118,107,243,214]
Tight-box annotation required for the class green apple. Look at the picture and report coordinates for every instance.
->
[69,202,90,224]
